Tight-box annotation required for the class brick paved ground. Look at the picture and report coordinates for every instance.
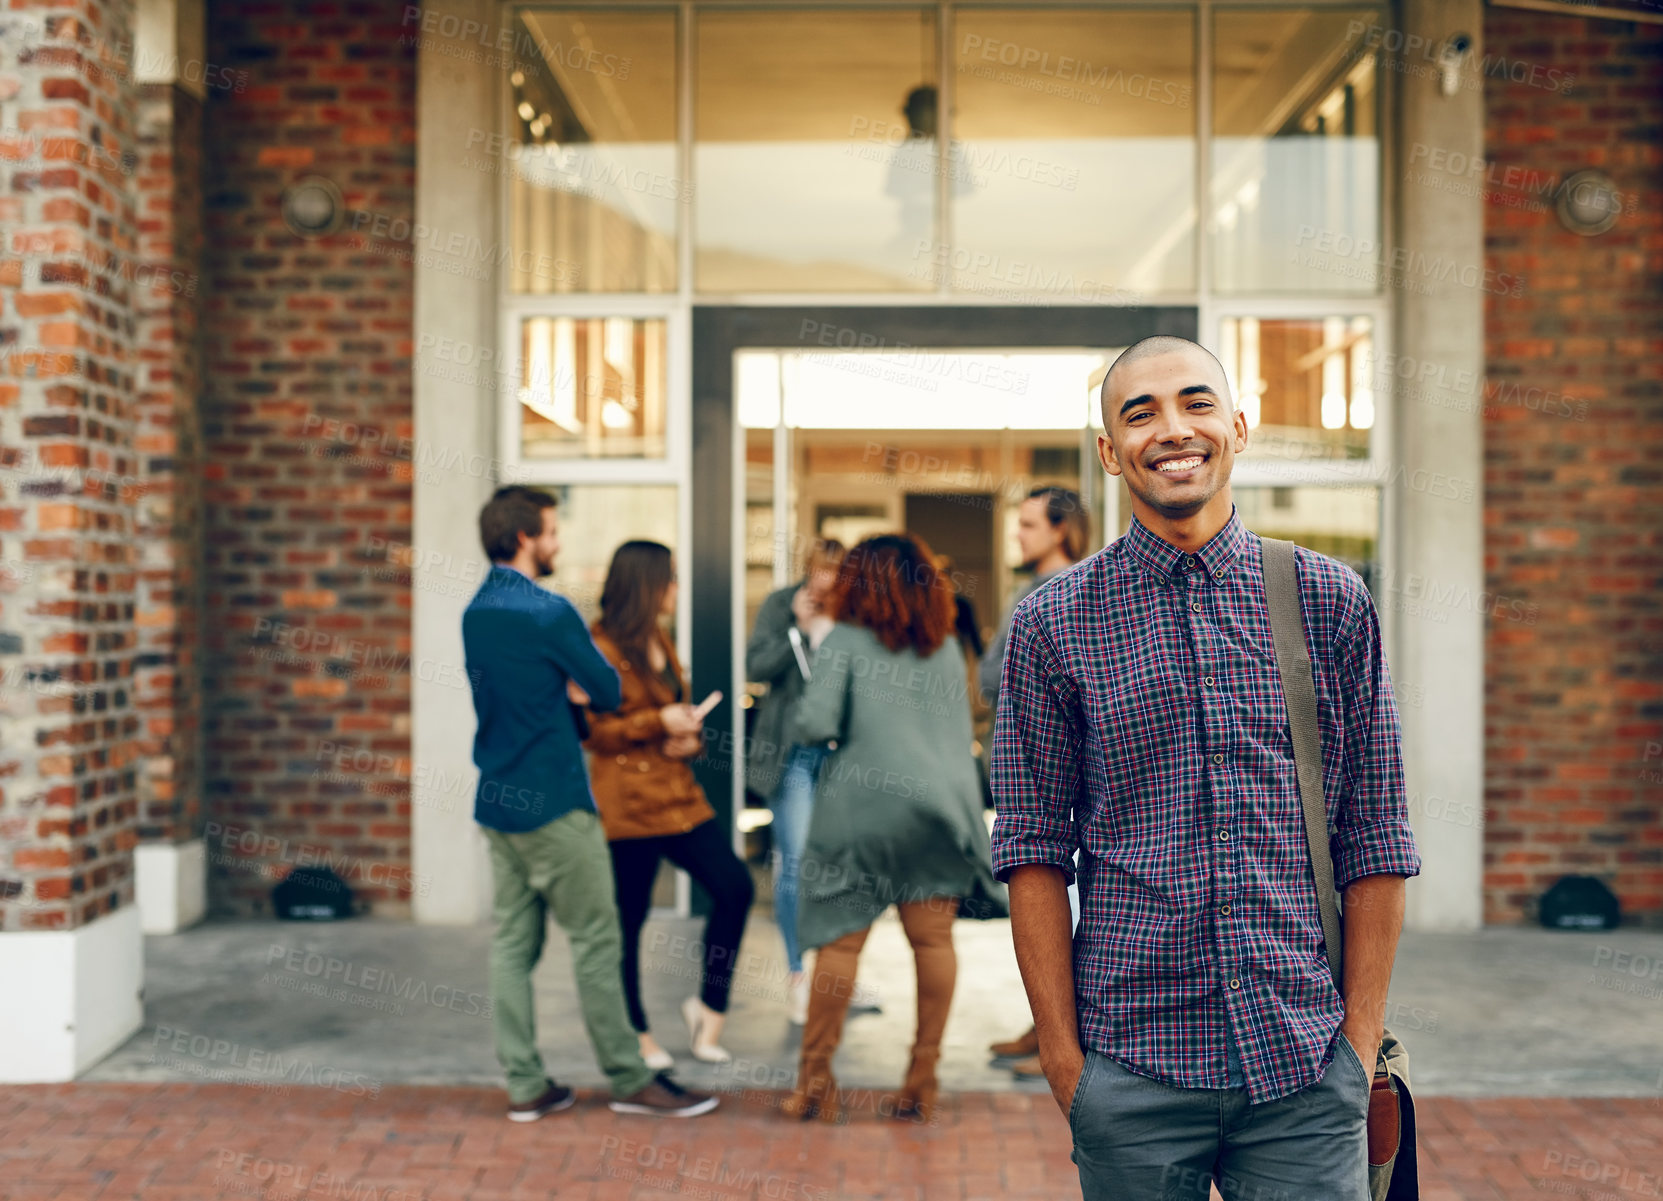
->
[3,1086,1660,1201]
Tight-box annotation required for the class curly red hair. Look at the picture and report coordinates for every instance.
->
[829,533,955,656]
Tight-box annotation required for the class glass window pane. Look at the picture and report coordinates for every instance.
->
[518,316,668,460]
[508,10,678,293]
[737,350,1107,431]
[695,8,938,291]
[1212,10,1379,294]
[545,483,679,621]
[1234,485,1379,589]
[952,10,1196,297]
[1220,315,1375,461]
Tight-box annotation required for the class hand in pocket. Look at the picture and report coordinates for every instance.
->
[1049,1046,1088,1119]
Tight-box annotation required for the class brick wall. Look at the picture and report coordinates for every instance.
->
[200,0,416,915]
[1483,12,1663,923]
[0,0,141,930]
[132,80,204,844]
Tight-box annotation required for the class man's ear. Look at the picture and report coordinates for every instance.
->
[1097,431,1122,478]
[1232,406,1249,455]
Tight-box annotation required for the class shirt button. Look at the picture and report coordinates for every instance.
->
[1190,601,1202,613]
[1215,570,1224,580]
[1218,828,1230,841]
[1212,753,1224,765]
[1219,904,1232,915]
[1203,676,1215,687]
[1229,978,1241,990]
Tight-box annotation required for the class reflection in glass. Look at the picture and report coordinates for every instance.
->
[545,483,679,622]
[1234,485,1379,587]
[518,317,668,459]
[1220,316,1373,461]
[743,426,779,644]
[508,10,678,293]
[1212,10,1379,294]
[695,9,938,291]
[734,349,1107,431]
[952,10,1196,297]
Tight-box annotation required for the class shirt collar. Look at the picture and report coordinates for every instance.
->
[1123,508,1249,585]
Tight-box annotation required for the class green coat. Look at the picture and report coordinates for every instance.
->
[788,622,1008,950]
[744,581,807,799]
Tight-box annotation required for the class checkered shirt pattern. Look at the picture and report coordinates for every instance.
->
[990,510,1421,1103]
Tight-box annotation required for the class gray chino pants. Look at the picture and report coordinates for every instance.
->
[1069,1036,1371,1201]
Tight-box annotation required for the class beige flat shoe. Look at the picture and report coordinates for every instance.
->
[681,996,733,1064]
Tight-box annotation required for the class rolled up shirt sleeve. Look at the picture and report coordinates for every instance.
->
[1328,583,1422,889]
[989,603,1081,884]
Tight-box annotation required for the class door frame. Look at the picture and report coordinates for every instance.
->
[690,305,1198,842]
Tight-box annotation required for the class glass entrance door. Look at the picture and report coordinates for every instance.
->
[730,346,1121,831]
[686,304,1199,851]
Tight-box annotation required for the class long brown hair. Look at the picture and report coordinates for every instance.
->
[830,533,954,656]
[1028,485,1091,562]
[597,540,674,672]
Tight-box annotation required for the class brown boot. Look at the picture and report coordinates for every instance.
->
[780,927,867,1123]
[892,1047,940,1124]
[990,1024,1040,1059]
[1009,1054,1045,1079]
[780,1054,842,1123]
[891,898,957,1125]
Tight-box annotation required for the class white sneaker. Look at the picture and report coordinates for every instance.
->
[787,971,810,1025]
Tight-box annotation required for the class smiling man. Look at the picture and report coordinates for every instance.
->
[990,336,1420,1200]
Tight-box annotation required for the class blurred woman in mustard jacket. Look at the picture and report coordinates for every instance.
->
[585,540,754,1069]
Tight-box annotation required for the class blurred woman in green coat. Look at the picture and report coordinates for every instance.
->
[781,533,1007,1124]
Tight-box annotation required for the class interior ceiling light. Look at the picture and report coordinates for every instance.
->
[517,100,536,121]
[509,70,525,87]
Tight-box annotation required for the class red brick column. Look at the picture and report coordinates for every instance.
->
[200,2,416,915]
[132,78,204,850]
[1483,12,1663,923]
[0,2,141,932]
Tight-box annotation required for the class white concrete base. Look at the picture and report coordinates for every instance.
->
[0,904,145,1082]
[135,838,207,934]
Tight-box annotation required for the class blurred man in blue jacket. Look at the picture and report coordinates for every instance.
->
[463,486,716,1121]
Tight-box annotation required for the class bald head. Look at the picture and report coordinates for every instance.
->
[1100,336,1232,429]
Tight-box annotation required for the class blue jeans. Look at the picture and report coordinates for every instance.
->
[769,745,825,973]
[1068,1035,1371,1201]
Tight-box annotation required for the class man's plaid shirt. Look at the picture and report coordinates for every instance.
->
[990,511,1420,1103]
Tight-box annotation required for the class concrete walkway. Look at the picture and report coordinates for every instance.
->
[86,912,1663,1100]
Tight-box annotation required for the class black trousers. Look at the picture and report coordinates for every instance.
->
[609,818,756,1032]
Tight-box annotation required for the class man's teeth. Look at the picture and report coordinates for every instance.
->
[1156,456,1204,473]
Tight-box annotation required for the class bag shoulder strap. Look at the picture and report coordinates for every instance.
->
[1259,536,1344,988]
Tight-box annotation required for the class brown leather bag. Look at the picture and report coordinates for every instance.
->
[1262,538,1418,1201]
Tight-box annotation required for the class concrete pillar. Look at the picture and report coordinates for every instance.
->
[1394,0,1486,931]
[130,0,208,934]
[0,0,145,1079]
[411,0,500,924]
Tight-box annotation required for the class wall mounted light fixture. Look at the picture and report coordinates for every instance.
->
[1555,169,1623,237]
[282,176,347,238]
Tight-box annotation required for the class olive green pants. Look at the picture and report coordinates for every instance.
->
[483,810,656,1103]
